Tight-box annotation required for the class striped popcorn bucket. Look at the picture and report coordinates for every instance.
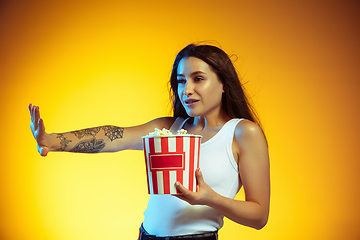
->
[141,135,202,194]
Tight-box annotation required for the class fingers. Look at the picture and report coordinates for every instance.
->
[175,181,187,194]
[38,118,45,133]
[34,106,40,130]
[175,181,194,201]
[176,168,202,194]
[175,181,199,205]
[30,104,49,157]
[29,104,40,131]
[175,169,215,206]
[29,104,34,122]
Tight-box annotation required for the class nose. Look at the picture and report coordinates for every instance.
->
[184,80,194,96]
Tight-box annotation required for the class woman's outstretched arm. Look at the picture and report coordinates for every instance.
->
[29,104,175,156]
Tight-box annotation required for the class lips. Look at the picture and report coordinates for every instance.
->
[184,98,199,106]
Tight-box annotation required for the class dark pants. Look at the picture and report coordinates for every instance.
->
[138,224,218,240]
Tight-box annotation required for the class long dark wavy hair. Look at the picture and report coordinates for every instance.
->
[169,43,262,128]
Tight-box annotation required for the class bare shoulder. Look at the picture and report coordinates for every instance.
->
[235,119,264,137]
[234,119,267,150]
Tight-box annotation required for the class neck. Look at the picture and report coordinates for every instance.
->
[192,110,231,130]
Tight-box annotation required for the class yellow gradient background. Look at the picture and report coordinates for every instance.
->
[1,1,359,239]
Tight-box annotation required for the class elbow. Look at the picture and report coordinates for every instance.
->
[253,215,268,230]
[240,214,268,230]
[254,220,268,230]
[252,204,269,230]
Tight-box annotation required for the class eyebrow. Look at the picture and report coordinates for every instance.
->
[177,71,206,77]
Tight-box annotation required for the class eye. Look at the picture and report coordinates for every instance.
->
[177,78,186,84]
[194,76,203,82]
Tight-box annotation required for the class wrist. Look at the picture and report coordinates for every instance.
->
[205,189,222,207]
[48,133,57,151]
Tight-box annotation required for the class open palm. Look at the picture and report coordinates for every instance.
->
[29,104,52,156]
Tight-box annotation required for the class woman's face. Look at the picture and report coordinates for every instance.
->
[177,57,224,118]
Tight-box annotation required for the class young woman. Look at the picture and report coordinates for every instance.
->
[29,44,270,240]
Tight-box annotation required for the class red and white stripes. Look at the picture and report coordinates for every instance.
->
[142,136,201,194]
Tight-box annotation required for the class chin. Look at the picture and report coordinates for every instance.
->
[185,108,204,118]
[185,111,197,117]
[188,113,202,118]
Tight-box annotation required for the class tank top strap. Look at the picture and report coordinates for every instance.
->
[226,118,244,135]
[225,118,244,171]
[225,118,244,145]
[169,117,190,134]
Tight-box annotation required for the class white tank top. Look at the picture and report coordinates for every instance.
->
[142,118,243,236]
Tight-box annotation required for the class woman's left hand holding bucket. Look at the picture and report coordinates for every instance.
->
[175,168,218,206]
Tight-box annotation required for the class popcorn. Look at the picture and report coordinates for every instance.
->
[148,128,190,136]
[177,129,188,135]
[149,128,172,136]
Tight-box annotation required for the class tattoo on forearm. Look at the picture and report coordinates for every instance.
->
[71,127,101,139]
[70,138,105,153]
[70,126,123,141]
[56,134,72,151]
[102,126,124,141]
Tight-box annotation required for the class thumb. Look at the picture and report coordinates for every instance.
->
[195,168,205,185]
[37,145,49,157]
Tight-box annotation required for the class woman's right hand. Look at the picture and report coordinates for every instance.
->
[29,104,53,156]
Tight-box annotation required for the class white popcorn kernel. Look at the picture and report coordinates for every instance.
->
[177,129,188,135]
[147,128,192,136]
